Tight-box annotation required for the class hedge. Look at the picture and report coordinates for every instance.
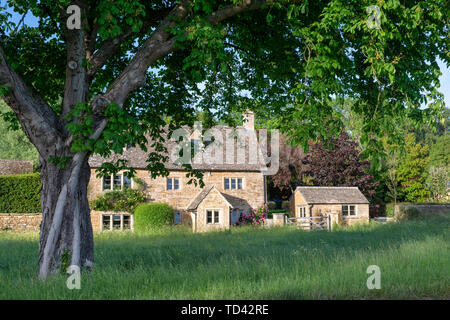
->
[134,203,174,231]
[0,173,41,213]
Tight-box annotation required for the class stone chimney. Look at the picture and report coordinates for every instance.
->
[243,109,255,131]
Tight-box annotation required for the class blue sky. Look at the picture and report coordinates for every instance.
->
[3,5,450,108]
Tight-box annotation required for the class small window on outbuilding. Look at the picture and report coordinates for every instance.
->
[342,205,356,216]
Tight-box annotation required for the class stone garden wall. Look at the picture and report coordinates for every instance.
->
[0,210,105,232]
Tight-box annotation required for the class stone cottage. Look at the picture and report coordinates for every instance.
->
[88,110,270,232]
[289,186,370,226]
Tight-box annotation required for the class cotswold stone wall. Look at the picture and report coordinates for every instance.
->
[0,213,41,231]
[394,204,450,216]
[0,159,33,175]
[0,210,104,232]
[88,169,265,225]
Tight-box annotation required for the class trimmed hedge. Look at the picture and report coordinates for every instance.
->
[0,173,41,213]
[134,203,174,231]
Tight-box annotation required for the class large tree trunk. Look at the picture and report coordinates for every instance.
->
[37,154,94,279]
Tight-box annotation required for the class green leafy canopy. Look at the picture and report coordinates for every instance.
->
[0,0,448,177]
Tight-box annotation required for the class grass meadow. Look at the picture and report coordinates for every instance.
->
[0,215,449,299]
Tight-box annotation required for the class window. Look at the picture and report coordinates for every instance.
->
[224,178,243,190]
[113,174,122,190]
[102,173,132,191]
[123,175,131,188]
[174,212,181,224]
[123,215,131,230]
[101,214,132,231]
[167,178,180,190]
[298,206,307,217]
[102,175,111,191]
[206,210,220,224]
[113,215,121,229]
[342,205,356,216]
[102,215,111,230]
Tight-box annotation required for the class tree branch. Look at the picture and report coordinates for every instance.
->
[0,45,62,155]
[86,6,174,78]
[102,0,267,107]
[61,0,89,117]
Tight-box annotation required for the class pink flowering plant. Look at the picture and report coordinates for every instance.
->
[238,204,268,226]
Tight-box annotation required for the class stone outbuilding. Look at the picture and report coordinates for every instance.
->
[290,186,370,226]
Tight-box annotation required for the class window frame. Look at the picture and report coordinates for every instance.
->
[342,205,357,216]
[167,177,180,191]
[101,213,133,231]
[298,206,307,218]
[224,177,244,190]
[102,172,133,192]
[206,209,220,225]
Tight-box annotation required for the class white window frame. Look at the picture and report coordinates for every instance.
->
[101,213,133,231]
[167,177,181,191]
[342,205,357,217]
[224,177,244,190]
[206,209,221,225]
[102,173,133,192]
[298,206,307,218]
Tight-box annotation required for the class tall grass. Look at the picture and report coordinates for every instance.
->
[0,216,449,299]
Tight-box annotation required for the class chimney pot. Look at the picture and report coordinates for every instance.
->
[243,109,255,131]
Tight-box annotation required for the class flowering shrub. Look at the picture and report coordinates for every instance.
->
[238,204,268,226]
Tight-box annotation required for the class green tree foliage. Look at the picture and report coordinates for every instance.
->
[427,166,448,202]
[0,100,38,166]
[428,134,450,170]
[0,173,41,213]
[134,203,174,230]
[397,133,430,202]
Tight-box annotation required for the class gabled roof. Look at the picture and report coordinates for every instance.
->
[88,125,269,172]
[221,193,248,208]
[186,186,244,211]
[295,186,369,204]
[186,186,215,211]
